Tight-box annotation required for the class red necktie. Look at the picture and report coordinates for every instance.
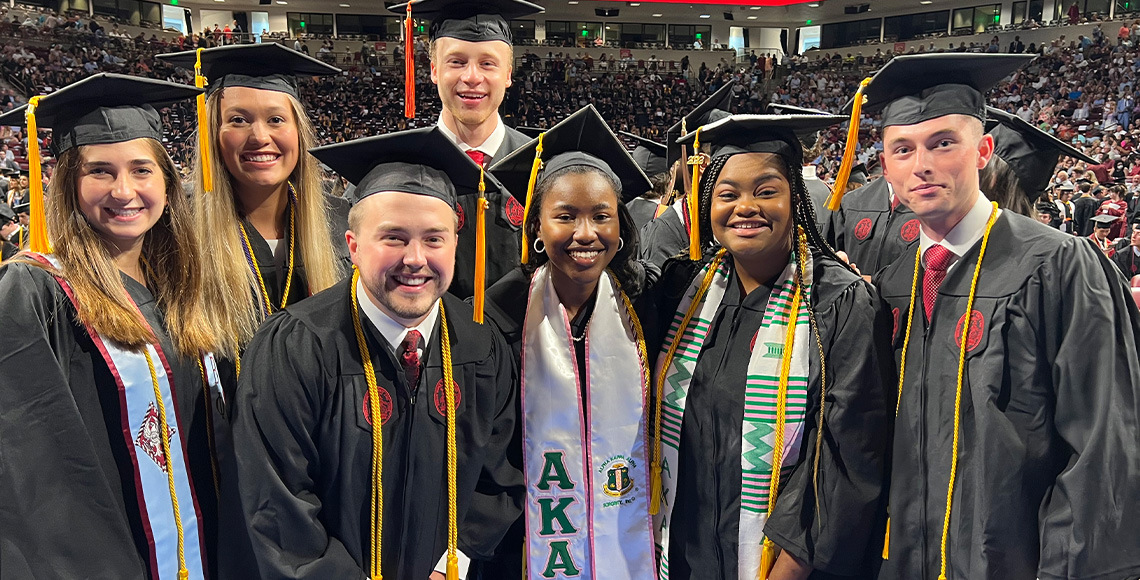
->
[400,330,422,387]
[922,245,955,322]
[465,149,486,167]
[891,195,901,211]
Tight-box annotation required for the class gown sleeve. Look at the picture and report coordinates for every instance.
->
[763,276,895,578]
[1033,239,1140,580]
[228,312,368,580]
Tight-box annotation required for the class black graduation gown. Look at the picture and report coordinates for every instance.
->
[826,178,920,276]
[1072,194,1099,237]
[0,262,223,579]
[655,254,895,580]
[229,280,523,579]
[451,126,531,300]
[639,206,689,271]
[1,239,16,261]
[627,197,661,231]
[873,211,1140,580]
[805,176,833,236]
[1112,244,1140,279]
[240,194,352,311]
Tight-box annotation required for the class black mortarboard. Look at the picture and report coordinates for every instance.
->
[156,43,340,99]
[12,201,29,214]
[620,131,668,176]
[517,126,545,138]
[310,126,501,209]
[388,0,543,43]
[852,53,1035,127]
[0,203,15,224]
[766,102,832,148]
[849,163,869,186]
[666,80,736,167]
[1091,212,1119,225]
[676,114,848,160]
[1035,199,1060,216]
[0,73,202,156]
[984,106,1099,197]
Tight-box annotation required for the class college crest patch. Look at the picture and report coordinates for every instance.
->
[953,310,985,352]
[892,307,900,341]
[363,386,394,426]
[505,196,525,227]
[434,378,462,416]
[135,402,175,473]
[854,218,874,241]
[900,219,921,243]
[456,203,466,231]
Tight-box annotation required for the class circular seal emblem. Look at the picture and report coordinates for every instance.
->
[891,307,900,341]
[456,203,466,231]
[900,219,921,243]
[434,378,462,417]
[854,218,874,241]
[363,387,393,426]
[505,196,525,227]
[954,310,985,352]
[603,461,635,497]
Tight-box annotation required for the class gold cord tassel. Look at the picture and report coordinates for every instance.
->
[687,127,703,261]
[194,48,213,195]
[404,3,415,119]
[520,133,545,264]
[473,166,488,323]
[24,96,51,253]
[826,77,872,211]
[439,305,460,580]
[759,538,777,580]
[351,268,385,580]
[882,517,891,560]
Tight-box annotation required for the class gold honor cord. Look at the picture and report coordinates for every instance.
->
[650,248,726,514]
[882,203,999,580]
[350,268,459,580]
[143,348,189,580]
[520,133,546,264]
[239,189,297,317]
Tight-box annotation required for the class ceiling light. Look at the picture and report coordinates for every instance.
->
[275,1,286,4]
[920,0,932,3]
[605,26,611,29]
[630,2,640,5]
[652,13,662,16]
[750,5,761,9]
[808,2,819,6]
[568,1,578,3]
[699,14,711,18]
[747,15,757,19]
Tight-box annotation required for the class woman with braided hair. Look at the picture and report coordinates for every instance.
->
[649,114,894,580]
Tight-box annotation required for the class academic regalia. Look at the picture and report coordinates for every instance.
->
[827,178,920,276]
[0,239,15,260]
[654,254,894,580]
[639,201,689,270]
[804,170,833,233]
[229,284,521,579]
[0,202,16,259]
[985,106,1099,204]
[626,197,660,230]
[874,211,1140,580]
[621,131,669,230]
[1112,244,1140,278]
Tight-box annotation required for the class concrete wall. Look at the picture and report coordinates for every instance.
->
[802,21,1108,60]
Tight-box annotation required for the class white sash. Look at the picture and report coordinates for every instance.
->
[35,254,207,580]
[522,266,656,579]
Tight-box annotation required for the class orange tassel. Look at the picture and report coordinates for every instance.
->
[686,127,703,261]
[649,463,662,515]
[473,166,488,324]
[520,133,545,264]
[404,3,415,119]
[826,76,872,211]
[882,516,891,560]
[759,538,776,580]
[194,48,213,195]
[25,96,50,254]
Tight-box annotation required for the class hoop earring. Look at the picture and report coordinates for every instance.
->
[533,238,546,254]
[618,237,625,251]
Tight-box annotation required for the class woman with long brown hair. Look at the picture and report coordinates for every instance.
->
[0,74,231,579]
[158,44,348,354]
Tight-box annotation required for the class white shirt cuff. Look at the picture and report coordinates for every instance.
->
[433,550,471,579]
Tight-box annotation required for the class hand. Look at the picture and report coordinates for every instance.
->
[836,250,862,276]
[769,549,813,580]
[429,573,445,580]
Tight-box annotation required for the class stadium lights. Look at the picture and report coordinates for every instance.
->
[748,15,757,19]
[630,2,640,5]
[920,0,933,3]
[699,14,711,18]
[652,13,662,16]
[339,3,349,6]
[568,1,579,4]
[808,2,819,6]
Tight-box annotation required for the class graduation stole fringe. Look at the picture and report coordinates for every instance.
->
[350,268,459,580]
[883,203,999,580]
[520,266,656,579]
[651,236,813,580]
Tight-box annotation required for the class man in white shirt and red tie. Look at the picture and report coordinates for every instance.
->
[390,0,542,299]
[864,53,1140,580]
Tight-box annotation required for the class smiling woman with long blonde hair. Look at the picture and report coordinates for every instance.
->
[157,43,349,355]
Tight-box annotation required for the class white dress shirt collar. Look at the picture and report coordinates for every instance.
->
[356,278,439,355]
[919,191,1001,269]
[437,114,507,160]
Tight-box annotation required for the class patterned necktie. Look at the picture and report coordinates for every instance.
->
[400,330,422,387]
[465,149,486,167]
[922,244,955,322]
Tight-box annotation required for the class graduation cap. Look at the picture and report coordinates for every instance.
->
[849,162,869,186]
[620,131,668,176]
[1091,212,1120,225]
[310,126,505,324]
[766,102,832,148]
[985,106,1099,198]
[675,113,847,260]
[387,0,544,119]
[829,53,1036,211]
[1035,199,1060,220]
[0,73,202,253]
[0,203,15,224]
[156,43,340,99]
[517,126,545,138]
[11,200,29,215]
[666,79,736,168]
[489,104,651,265]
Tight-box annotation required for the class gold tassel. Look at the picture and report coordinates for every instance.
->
[439,305,460,580]
[404,3,415,119]
[649,466,662,515]
[686,127,703,261]
[826,77,872,211]
[520,133,545,264]
[25,96,50,253]
[759,538,776,580]
[882,516,891,560]
[473,166,487,323]
[194,48,213,195]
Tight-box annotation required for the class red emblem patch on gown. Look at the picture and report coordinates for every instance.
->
[434,378,461,416]
[954,310,985,352]
[363,387,394,426]
[136,402,175,473]
[456,203,466,231]
[892,307,900,341]
[854,218,874,241]
[505,196,525,227]
[900,219,921,242]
